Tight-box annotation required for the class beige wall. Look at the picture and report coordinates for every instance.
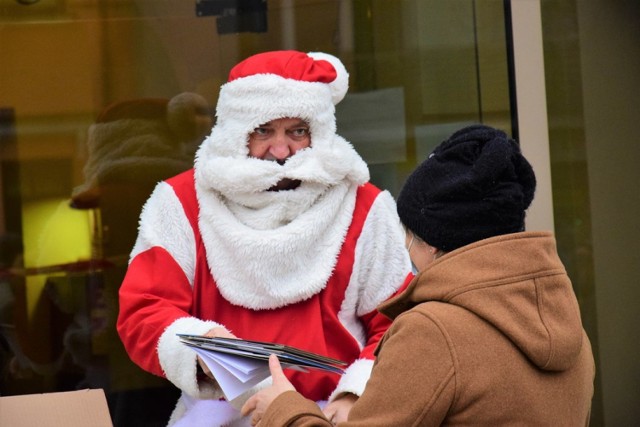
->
[510,0,555,232]
[576,1,640,425]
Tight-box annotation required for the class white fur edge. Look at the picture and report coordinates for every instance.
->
[352,190,412,315]
[195,182,357,310]
[206,74,337,159]
[328,358,374,402]
[307,52,349,105]
[167,398,187,427]
[157,317,226,399]
[338,191,410,347]
[130,182,197,287]
[334,191,410,373]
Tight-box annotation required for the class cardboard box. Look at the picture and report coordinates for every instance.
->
[0,389,112,427]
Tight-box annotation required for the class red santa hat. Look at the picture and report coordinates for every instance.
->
[204,50,350,157]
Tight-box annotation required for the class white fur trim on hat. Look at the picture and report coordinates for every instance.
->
[206,75,337,158]
[307,51,349,105]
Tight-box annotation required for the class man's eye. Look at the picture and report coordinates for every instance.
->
[291,128,309,137]
[252,127,271,138]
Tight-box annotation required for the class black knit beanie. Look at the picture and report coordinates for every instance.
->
[397,124,536,252]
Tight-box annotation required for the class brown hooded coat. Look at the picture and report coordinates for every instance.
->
[261,231,595,426]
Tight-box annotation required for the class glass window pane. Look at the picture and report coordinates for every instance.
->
[1,1,512,424]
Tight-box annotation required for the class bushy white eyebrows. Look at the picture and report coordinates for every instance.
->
[256,119,309,129]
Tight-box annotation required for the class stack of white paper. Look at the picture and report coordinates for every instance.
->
[192,347,271,400]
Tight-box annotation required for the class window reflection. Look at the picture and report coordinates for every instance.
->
[0,1,511,425]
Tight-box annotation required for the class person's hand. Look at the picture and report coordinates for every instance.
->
[322,393,358,424]
[197,327,237,380]
[203,326,237,339]
[241,354,295,426]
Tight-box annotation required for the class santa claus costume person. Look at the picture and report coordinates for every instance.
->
[117,50,412,426]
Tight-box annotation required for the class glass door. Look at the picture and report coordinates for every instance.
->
[0,1,513,424]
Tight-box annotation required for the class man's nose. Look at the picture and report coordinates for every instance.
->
[268,137,292,160]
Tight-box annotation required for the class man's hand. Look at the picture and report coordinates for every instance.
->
[241,354,295,426]
[323,393,358,424]
[203,327,237,339]
[197,327,237,380]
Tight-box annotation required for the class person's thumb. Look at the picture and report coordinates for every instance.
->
[269,354,287,383]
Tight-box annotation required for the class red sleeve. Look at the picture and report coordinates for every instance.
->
[116,246,193,377]
[358,272,413,359]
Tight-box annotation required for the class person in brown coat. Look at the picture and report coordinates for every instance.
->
[241,124,596,426]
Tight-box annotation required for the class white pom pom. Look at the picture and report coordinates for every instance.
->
[307,52,349,105]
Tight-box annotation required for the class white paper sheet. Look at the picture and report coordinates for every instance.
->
[193,347,271,400]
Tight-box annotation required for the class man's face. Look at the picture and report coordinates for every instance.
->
[248,117,311,162]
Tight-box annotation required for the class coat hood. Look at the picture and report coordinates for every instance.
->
[379,231,584,371]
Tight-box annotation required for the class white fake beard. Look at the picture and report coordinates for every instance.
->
[193,140,369,309]
[195,141,367,230]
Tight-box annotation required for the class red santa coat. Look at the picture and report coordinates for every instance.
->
[117,169,411,425]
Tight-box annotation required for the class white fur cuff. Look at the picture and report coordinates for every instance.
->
[158,317,226,398]
[328,358,374,402]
